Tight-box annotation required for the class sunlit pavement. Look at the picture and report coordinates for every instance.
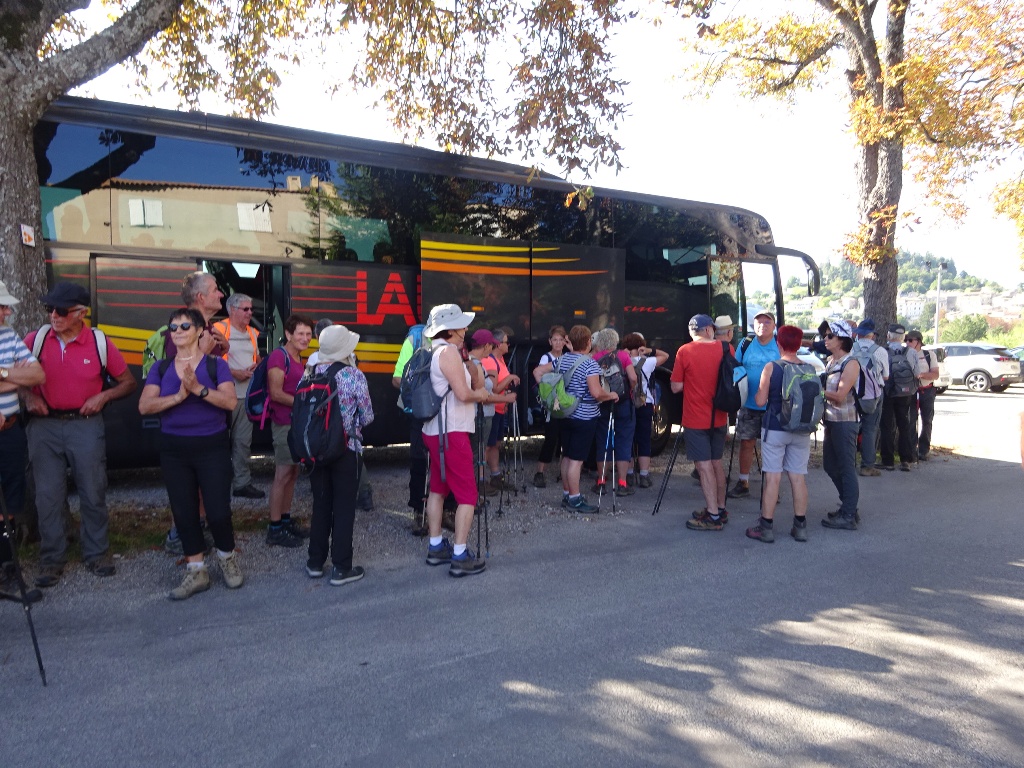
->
[3,388,1023,767]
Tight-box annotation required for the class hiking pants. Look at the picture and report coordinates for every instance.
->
[823,420,859,519]
[880,394,915,466]
[916,387,937,458]
[857,393,883,469]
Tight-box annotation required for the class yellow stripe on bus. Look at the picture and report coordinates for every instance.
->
[97,324,153,341]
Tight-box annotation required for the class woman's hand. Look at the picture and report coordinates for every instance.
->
[180,363,199,395]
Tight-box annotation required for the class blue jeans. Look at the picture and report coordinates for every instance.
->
[823,420,859,519]
[857,395,883,469]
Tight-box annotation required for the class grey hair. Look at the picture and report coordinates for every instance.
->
[225,292,252,311]
[181,272,213,305]
[592,327,620,353]
[491,328,507,344]
[888,330,905,343]
[314,317,333,338]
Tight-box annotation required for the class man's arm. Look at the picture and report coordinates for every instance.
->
[80,367,137,417]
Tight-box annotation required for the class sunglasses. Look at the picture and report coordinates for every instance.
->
[238,307,253,312]
[45,305,83,317]
[825,333,836,339]
[168,322,194,332]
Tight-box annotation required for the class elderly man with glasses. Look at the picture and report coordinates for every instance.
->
[22,282,136,588]
[213,294,264,499]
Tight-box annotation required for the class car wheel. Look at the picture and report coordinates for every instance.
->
[989,384,1010,393]
[964,370,991,393]
[650,399,671,456]
[934,386,947,395]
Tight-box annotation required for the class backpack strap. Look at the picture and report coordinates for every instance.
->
[737,336,753,362]
[31,324,52,359]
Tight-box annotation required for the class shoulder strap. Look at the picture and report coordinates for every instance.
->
[205,355,218,385]
[91,328,108,373]
[31,325,52,358]
[737,336,752,360]
[563,354,588,386]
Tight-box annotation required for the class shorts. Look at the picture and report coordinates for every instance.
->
[685,426,727,462]
[760,429,811,475]
[487,412,505,447]
[735,407,765,440]
[423,431,478,506]
[272,421,295,465]
[560,416,600,462]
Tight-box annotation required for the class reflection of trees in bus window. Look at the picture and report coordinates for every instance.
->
[711,260,742,325]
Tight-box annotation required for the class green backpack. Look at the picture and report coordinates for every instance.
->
[142,325,168,378]
[537,355,587,419]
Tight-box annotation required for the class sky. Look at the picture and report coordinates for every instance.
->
[73,4,1023,292]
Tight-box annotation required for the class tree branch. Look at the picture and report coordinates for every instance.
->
[745,34,842,90]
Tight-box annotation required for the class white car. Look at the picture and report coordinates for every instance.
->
[926,343,1022,393]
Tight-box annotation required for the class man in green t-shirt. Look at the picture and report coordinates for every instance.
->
[393,325,429,535]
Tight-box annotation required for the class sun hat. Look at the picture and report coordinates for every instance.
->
[714,315,734,329]
[40,281,89,309]
[905,329,924,342]
[317,324,360,364]
[828,319,853,339]
[688,314,715,332]
[0,280,19,306]
[424,303,475,337]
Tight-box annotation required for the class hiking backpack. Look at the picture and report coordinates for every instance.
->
[886,345,919,397]
[596,350,627,397]
[849,343,884,415]
[245,347,289,427]
[775,360,825,433]
[537,355,588,419]
[142,326,169,378]
[712,341,743,418]
[287,362,348,471]
[400,345,448,422]
[33,324,113,388]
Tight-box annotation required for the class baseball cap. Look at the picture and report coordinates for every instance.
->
[688,314,715,332]
[471,329,498,346]
[754,310,775,322]
[40,281,89,309]
[889,322,907,335]
[855,319,875,336]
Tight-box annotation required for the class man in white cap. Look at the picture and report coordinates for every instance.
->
[420,304,490,577]
[714,316,735,344]
[0,281,45,602]
[729,310,779,499]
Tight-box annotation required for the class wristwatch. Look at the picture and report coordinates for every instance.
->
[0,367,8,380]
[198,386,209,399]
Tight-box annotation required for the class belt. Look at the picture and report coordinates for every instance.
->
[45,409,92,420]
[0,413,19,432]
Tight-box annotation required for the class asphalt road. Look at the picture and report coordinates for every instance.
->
[3,386,1023,767]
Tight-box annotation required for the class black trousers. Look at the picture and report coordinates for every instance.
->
[916,387,937,457]
[159,432,234,557]
[308,449,358,570]
[880,394,916,466]
[408,416,427,511]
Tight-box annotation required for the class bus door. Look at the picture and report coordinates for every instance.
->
[202,259,285,356]
[625,245,711,354]
[289,259,419,446]
[736,260,780,333]
[530,240,624,340]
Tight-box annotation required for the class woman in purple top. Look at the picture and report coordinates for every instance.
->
[139,308,240,600]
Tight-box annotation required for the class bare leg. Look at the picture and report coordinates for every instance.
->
[269,464,299,522]
[453,503,475,546]
[761,473,782,520]
[426,491,444,538]
[695,460,718,512]
[788,473,808,517]
[738,439,755,476]
[564,458,584,495]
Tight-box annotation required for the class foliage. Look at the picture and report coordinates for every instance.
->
[943,314,990,343]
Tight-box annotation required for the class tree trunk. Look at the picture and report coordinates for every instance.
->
[0,103,48,335]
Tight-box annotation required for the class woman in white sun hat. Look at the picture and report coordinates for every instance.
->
[420,304,490,578]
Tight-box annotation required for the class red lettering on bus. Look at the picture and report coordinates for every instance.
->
[624,306,668,313]
[358,272,417,326]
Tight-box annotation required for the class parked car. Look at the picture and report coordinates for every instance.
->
[922,345,952,394]
[927,343,1023,393]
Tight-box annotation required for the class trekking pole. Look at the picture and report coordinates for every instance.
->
[609,409,619,513]
[598,409,614,510]
[653,428,683,516]
[0,480,47,686]
[510,404,525,493]
[474,406,490,557]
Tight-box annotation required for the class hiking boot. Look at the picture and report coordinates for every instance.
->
[85,550,116,578]
[232,484,265,499]
[686,510,724,531]
[626,473,636,487]
[306,560,326,578]
[0,563,42,604]
[692,508,729,525]
[746,523,775,543]
[449,550,486,578]
[330,565,365,586]
[918,452,929,461]
[356,487,375,511]
[426,538,454,566]
[821,516,858,531]
[637,474,653,489]
[219,554,244,589]
[900,461,911,472]
[566,495,599,514]
[266,525,304,549]
[882,464,895,471]
[615,483,634,497]
[826,508,860,525]
[409,508,428,537]
[483,482,499,497]
[561,495,571,509]
[533,472,546,488]
[169,566,211,600]
[283,517,310,539]
[591,481,607,495]
[727,480,750,499]
[860,466,881,477]
[163,530,184,556]
[489,475,512,492]
[34,564,63,589]
[790,518,808,542]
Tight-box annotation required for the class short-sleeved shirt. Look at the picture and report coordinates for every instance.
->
[266,347,304,425]
[0,326,35,416]
[555,352,601,421]
[482,354,512,415]
[24,326,129,412]
[145,356,232,437]
[671,340,729,430]
[632,354,658,406]
[918,348,939,389]
[736,336,780,411]
[393,337,415,379]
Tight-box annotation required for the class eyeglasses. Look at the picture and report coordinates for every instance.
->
[45,305,83,317]
[825,333,836,339]
[168,322,194,332]
[238,307,253,312]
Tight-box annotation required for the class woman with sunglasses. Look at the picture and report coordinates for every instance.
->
[139,308,242,599]
[819,319,862,531]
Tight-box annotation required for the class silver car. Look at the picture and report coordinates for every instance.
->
[928,343,1022,393]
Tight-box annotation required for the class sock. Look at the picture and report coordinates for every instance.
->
[709,511,720,520]
[562,491,570,498]
[618,479,628,487]
[569,494,580,501]
[639,470,649,477]
[186,561,204,572]
[429,536,443,547]
[760,516,773,528]
[216,549,233,560]
[627,470,635,477]
[491,472,501,479]
[167,527,179,540]
[453,544,467,557]
[794,515,806,523]
[738,474,749,482]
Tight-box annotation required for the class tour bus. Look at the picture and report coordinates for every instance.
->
[36,96,820,466]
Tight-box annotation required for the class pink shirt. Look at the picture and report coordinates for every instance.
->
[25,326,128,411]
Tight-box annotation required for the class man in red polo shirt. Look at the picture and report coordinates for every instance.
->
[671,314,731,531]
[22,282,136,588]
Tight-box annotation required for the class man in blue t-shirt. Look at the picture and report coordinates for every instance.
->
[729,311,780,499]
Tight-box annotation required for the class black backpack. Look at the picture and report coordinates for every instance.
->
[712,341,743,421]
[596,350,627,397]
[288,362,348,471]
[887,346,919,397]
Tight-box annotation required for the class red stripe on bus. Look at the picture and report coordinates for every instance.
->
[96,289,181,296]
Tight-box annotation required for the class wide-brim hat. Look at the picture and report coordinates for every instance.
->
[714,315,734,329]
[425,303,475,337]
[40,281,89,309]
[317,324,360,363]
[0,280,19,306]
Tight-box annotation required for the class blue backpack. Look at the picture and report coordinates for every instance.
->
[245,347,289,427]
